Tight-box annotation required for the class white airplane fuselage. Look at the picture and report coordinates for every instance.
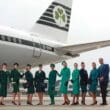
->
[0,26,70,68]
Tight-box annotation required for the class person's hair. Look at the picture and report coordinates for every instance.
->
[81,62,85,65]
[13,62,19,66]
[99,58,104,61]
[92,62,96,64]
[38,64,43,67]
[26,64,31,68]
[2,63,7,66]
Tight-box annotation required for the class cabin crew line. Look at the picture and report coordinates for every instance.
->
[0,58,109,106]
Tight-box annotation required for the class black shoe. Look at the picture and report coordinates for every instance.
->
[81,101,86,105]
[12,101,17,105]
[90,101,97,105]
[37,103,43,105]
[49,103,55,105]
[1,102,5,105]
[62,102,67,105]
[74,102,79,105]
[71,103,75,105]
[27,101,33,105]
[66,100,70,105]
[27,101,29,105]
[18,103,21,106]
[100,103,107,106]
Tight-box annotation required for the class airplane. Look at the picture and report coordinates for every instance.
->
[0,0,110,69]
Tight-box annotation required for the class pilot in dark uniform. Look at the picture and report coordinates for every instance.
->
[98,58,109,105]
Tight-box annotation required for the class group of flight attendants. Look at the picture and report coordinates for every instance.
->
[0,58,109,106]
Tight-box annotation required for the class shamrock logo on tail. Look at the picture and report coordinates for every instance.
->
[53,6,67,27]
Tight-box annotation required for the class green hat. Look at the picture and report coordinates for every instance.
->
[38,64,43,67]
[62,61,67,65]
[50,64,55,67]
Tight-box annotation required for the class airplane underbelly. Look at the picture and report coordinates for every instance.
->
[0,41,67,69]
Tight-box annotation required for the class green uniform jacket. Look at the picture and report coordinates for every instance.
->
[0,70,10,97]
[60,67,70,94]
[89,68,99,93]
[10,69,21,93]
[48,70,58,95]
[72,69,80,95]
[24,71,34,94]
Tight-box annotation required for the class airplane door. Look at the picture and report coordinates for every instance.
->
[32,38,42,58]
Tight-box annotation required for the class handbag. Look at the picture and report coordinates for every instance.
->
[23,83,29,89]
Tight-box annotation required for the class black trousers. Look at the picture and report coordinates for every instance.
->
[100,82,108,104]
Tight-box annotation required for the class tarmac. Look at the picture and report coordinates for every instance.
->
[0,97,110,110]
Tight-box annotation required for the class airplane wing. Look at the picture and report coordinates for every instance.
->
[56,40,110,57]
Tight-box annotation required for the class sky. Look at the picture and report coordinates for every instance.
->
[0,0,110,77]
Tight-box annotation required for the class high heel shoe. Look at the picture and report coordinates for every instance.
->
[1,102,5,105]
[74,102,79,105]
[81,100,86,105]
[71,103,75,105]
[66,100,70,105]
[62,102,67,105]
[12,101,17,105]
[91,101,97,105]
[18,103,21,106]
[37,103,43,105]
[27,101,33,105]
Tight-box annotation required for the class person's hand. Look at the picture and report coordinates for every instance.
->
[100,77,104,81]
[11,78,13,82]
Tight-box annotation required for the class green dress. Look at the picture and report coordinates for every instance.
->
[89,68,99,93]
[24,71,34,94]
[60,67,70,94]
[10,69,21,93]
[48,70,58,104]
[48,70,57,95]
[72,69,80,95]
[0,70,10,97]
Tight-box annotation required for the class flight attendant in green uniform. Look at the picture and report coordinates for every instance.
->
[0,63,10,105]
[89,62,99,105]
[71,63,80,105]
[24,64,34,105]
[60,61,70,105]
[10,63,22,105]
[48,64,59,105]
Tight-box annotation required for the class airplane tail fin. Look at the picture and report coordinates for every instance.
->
[31,0,73,43]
